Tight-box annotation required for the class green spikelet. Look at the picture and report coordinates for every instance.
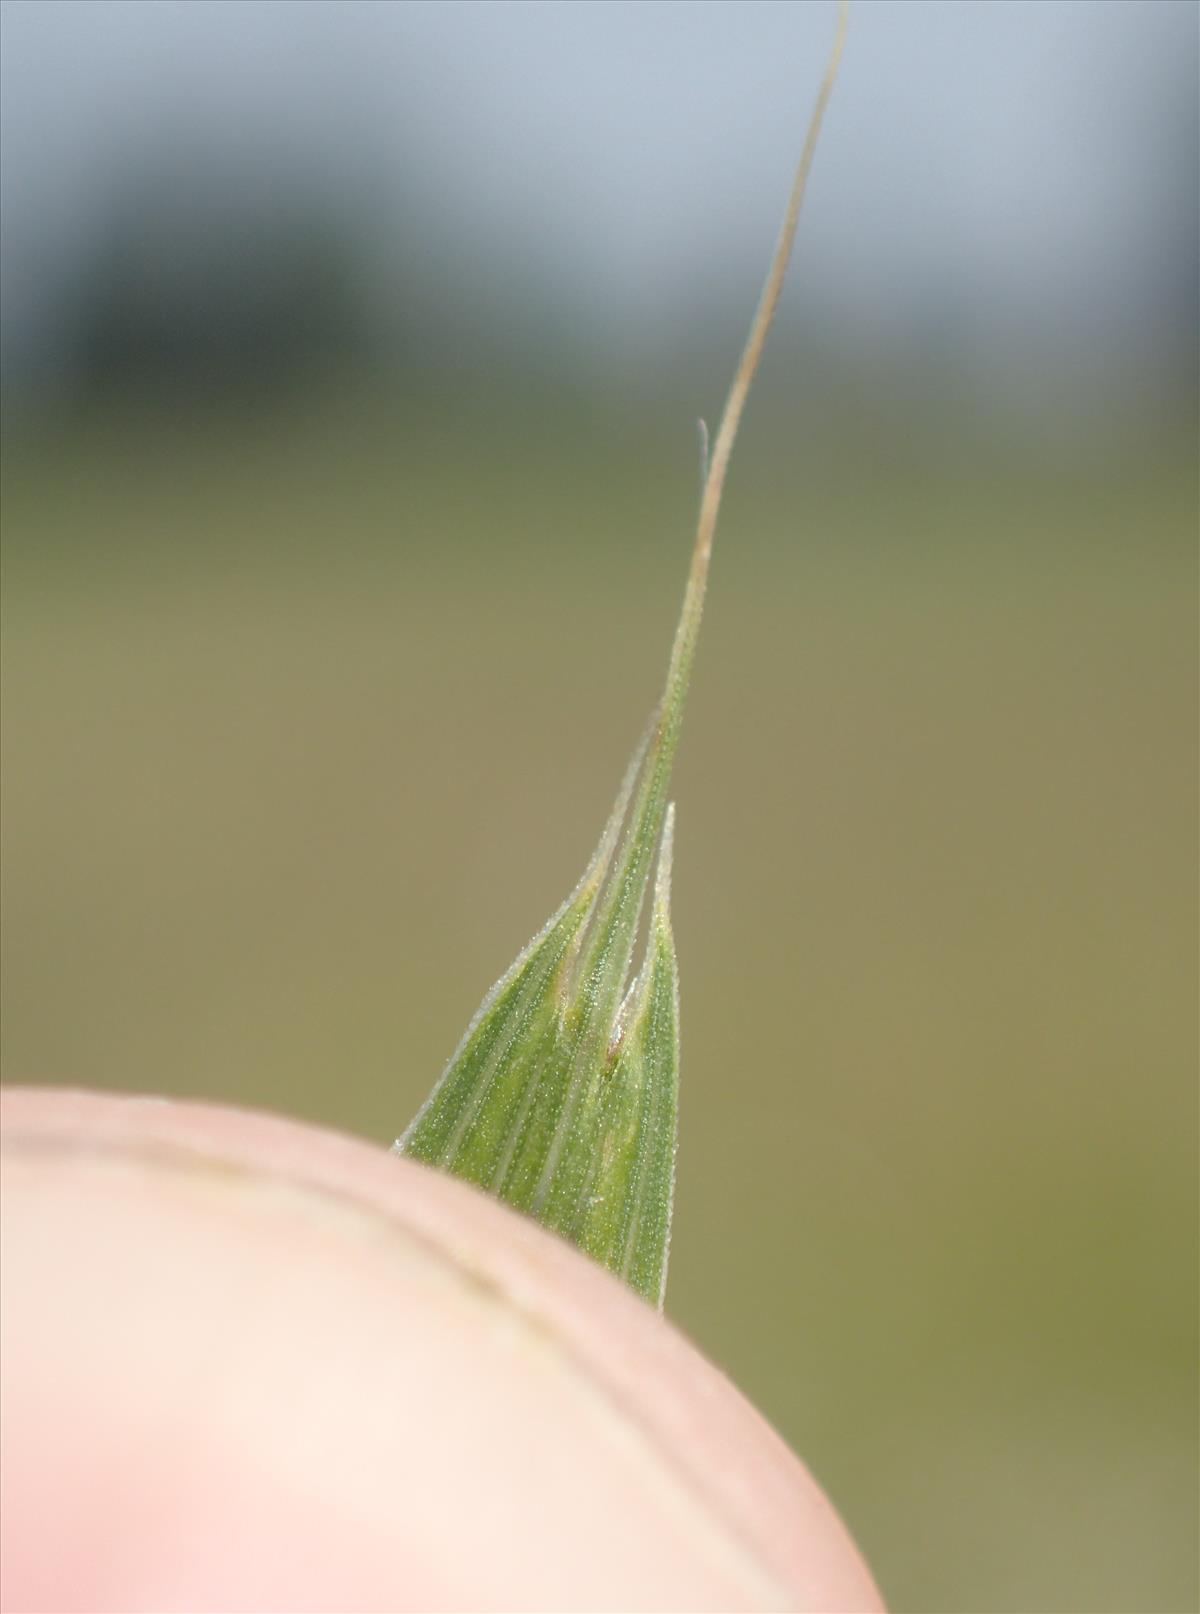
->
[397,2,848,1308]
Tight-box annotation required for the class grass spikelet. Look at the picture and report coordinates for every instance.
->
[397,1,848,1307]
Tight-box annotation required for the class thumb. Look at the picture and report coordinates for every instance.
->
[1,1087,883,1613]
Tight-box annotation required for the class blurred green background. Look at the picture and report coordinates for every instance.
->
[2,3,1196,1611]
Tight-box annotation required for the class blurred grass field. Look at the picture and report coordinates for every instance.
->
[2,386,1196,1612]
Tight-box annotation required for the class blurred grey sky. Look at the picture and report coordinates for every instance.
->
[2,0,1196,413]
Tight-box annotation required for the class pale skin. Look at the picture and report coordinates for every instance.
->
[1,1087,884,1613]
